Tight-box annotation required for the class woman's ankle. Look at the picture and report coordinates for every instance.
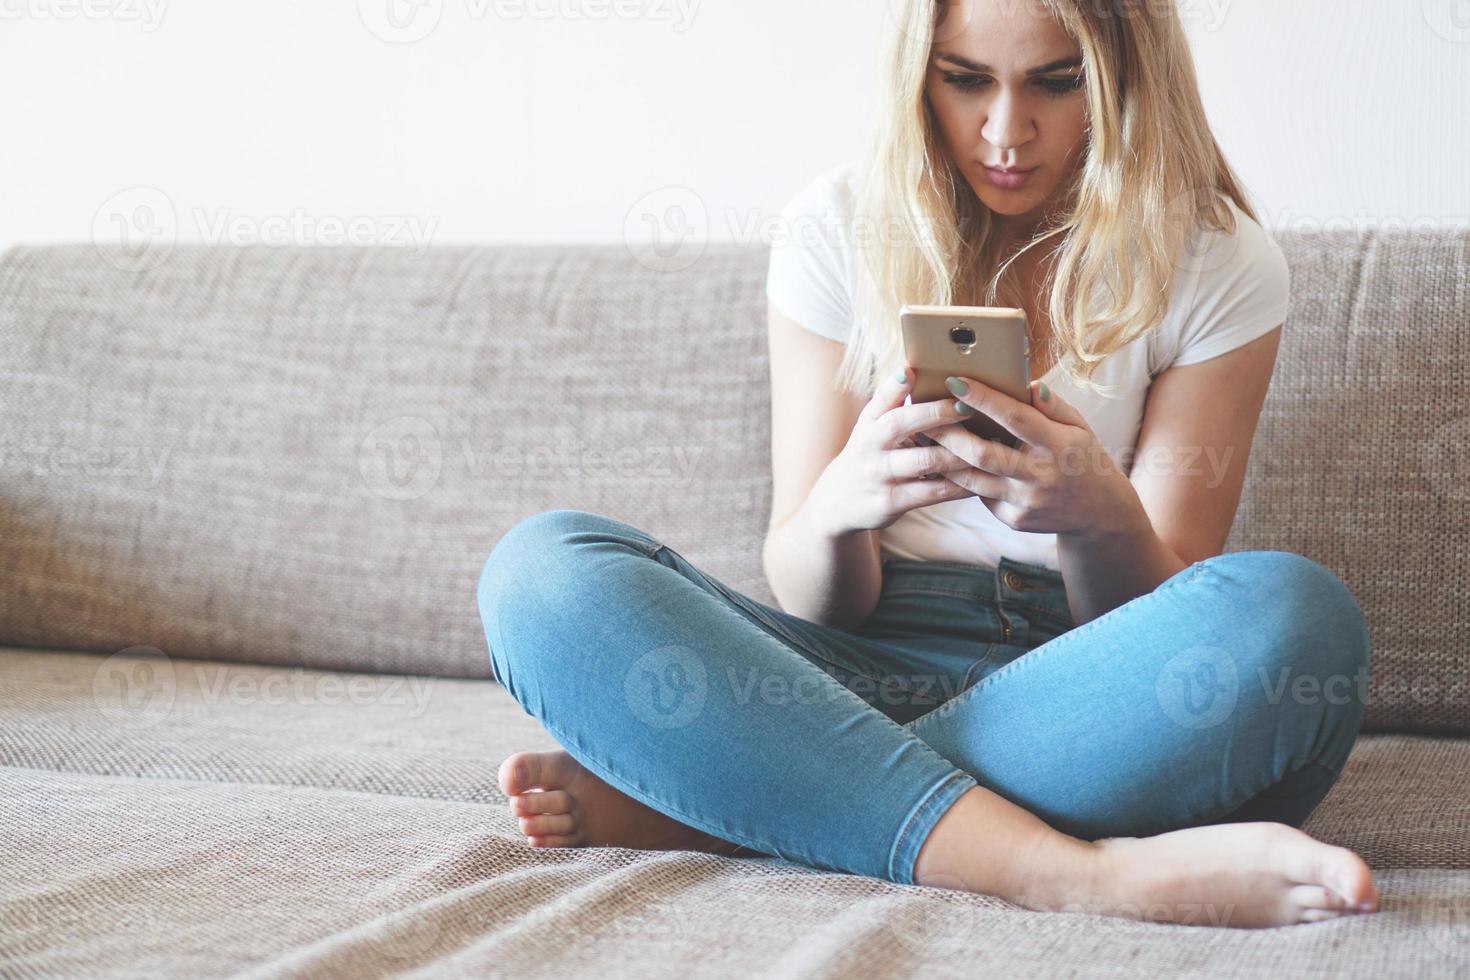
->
[911,787,1100,909]
[1006,832,1103,913]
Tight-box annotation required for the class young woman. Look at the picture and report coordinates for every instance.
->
[478,0,1379,928]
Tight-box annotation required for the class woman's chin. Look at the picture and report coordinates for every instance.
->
[975,192,1045,217]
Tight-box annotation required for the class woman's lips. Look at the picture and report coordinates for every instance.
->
[982,165,1037,190]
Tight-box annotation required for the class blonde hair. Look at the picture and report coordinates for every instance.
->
[834,0,1259,399]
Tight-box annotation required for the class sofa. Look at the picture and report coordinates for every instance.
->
[0,230,1466,978]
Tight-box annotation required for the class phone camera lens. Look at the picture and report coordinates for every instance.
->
[949,326,976,345]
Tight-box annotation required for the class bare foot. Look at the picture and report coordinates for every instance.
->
[498,749,752,857]
[1072,822,1382,928]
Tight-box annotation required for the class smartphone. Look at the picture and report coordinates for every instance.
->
[899,304,1031,450]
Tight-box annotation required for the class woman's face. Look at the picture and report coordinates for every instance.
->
[925,0,1090,235]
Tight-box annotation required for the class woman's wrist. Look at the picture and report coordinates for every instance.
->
[804,467,862,542]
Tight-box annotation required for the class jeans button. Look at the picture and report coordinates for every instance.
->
[1003,570,1024,591]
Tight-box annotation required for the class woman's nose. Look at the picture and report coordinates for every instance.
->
[981,88,1034,152]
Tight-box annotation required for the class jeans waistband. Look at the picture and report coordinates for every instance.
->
[879,554,1067,603]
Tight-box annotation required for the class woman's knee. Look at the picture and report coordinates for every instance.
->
[479,507,640,596]
[1198,549,1371,716]
[477,510,597,672]
[476,509,658,675]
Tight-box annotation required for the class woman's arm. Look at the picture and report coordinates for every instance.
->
[760,303,884,631]
[1056,324,1283,624]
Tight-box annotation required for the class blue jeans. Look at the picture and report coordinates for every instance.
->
[476,508,1370,886]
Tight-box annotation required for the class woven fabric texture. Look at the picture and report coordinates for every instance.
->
[3,647,1468,978]
[0,236,1464,736]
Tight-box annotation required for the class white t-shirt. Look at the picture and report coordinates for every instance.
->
[765,157,1290,571]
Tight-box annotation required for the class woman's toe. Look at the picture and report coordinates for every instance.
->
[520,812,577,838]
[511,790,574,817]
[1288,884,1353,917]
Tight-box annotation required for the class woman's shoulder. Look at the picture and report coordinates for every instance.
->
[775,157,864,230]
[1180,193,1289,290]
[765,158,866,344]
[1151,193,1291,370]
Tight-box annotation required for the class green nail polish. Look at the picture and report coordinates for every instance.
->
[945,376,967,397]
[895,368,907,383]
[954,399,974,416]
[1040,382,1050,401]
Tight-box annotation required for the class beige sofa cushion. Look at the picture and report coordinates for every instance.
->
[3,647,1468,976]
[0,235,1465,733]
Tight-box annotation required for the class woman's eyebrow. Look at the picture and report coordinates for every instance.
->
[934,53,1084,75]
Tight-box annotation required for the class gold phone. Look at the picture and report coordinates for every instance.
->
[899,304,1031,450]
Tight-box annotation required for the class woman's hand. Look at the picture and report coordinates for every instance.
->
[809,366,980,535]
[917,376,1141,538]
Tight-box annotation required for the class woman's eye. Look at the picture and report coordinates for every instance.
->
[1038,75,1085,96]
[942,73,989,91]
[941,73,1083,96]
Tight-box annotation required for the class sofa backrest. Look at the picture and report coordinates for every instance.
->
[0,235,1464,734]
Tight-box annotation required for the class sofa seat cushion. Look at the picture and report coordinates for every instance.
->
[3,647,1468,976]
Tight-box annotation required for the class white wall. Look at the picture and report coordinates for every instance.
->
[2,0,1465,260]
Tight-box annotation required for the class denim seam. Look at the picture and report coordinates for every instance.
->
[879,587,989,600]
[798,646,957,703]
[923,561,1207,720]
[650,544,814,653]
[884,556,1066,587]
[885,557,1004,574]
[1003,600,1075,630]
[888,769,978,884]
[662,546,943,702]
[958,649,997,691]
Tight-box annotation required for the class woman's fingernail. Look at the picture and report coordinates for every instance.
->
[1039,382,1050,401]
[945,376,967,397]
[895,368,907,383]
[954,400,974,416]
